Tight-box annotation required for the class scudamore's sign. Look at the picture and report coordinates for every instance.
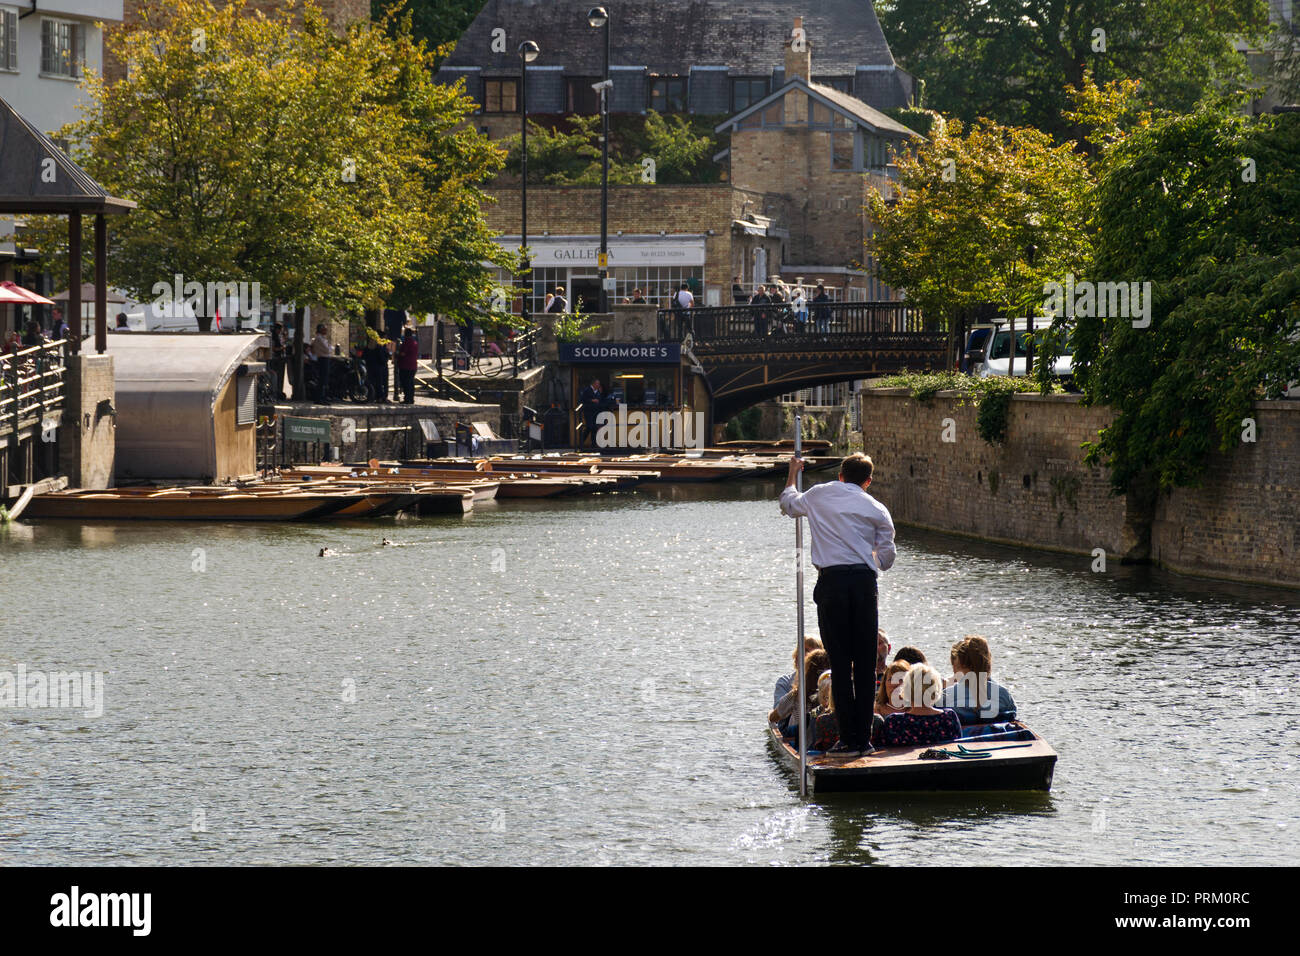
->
[559,343,681,364]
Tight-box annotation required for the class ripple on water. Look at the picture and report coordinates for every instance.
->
[1,496,1297,865]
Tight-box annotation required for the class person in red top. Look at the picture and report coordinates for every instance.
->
[396,326,420,404]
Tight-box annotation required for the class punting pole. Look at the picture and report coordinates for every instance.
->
[794,414,808,797]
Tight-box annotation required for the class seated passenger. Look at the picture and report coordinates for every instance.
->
[769,649,830,736]
[893,645,927,666]
[773,637,824,708]
[875,664,962,748]
[811,671,839,751]
[942,635,1017,724]
[875,629,891,694]
[874,660,912,717]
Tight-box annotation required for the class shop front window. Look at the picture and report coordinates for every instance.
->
[604,368,678,407]
[609,266,703,307]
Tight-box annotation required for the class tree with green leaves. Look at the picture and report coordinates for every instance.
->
[501,112,723,186]
[866,115,1094,357]
[875,0,1270,141]
[1062,109,1300,495]
[27,0,511,393]
[371,0,484,64]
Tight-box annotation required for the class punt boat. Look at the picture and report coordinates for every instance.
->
[768,720,1057,794]
[269,474,487,512]
[314,464,619,499]
[22,488,367,522]
[426,455,758,482]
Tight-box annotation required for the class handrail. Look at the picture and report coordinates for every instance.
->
[511,324,539,374]
[1,338,67,437]
[657,302,942,343]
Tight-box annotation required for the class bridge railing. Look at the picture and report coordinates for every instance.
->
[1,339,66,439]
[657,301,937,344]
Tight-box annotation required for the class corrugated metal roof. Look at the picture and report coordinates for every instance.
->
[107,334,265,479]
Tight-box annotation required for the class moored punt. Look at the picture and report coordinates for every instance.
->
[294,465,614,499]
[768,721,1057,794]
[713,438,834,454]
[695,449,841,472]
[22,488,365,522]
[271,472,494,510]
[421,455,757,482]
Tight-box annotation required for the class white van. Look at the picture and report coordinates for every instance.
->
[964,317,1075,381]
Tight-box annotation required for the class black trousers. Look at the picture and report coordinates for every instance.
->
[399,368,415,403]
[813,566,878,750]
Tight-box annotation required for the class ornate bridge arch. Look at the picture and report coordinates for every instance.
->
[663,304,949,421]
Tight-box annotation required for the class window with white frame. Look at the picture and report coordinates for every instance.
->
[1,7,17,71]
[610,266,702,307]
[41,17,85,78]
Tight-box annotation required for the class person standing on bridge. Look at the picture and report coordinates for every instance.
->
[812,284,831,333]
[780,453,896,756]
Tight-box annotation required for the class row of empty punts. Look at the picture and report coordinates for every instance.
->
[19,448,839,521]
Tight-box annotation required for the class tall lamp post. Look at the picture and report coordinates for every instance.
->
[587,7,610,314]
[518,40,540,331]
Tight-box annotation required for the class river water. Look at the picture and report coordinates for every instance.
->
[1,478,1297,865]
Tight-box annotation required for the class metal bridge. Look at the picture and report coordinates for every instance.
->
[658,302,949,419]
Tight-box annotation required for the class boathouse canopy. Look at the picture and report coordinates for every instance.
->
[107,333,266,482]
[0,94,135,354]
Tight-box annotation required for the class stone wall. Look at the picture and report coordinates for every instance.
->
[1151,401,1300,588]
[59,354,117,489]
[860,389,1300,588]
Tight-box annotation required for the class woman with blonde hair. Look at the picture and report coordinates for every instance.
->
[875,660,911,717]
[875,663,961,748]
[942,635,1017,724]
[811,671,839,751]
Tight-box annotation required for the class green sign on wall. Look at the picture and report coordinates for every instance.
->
[284,416,331,442]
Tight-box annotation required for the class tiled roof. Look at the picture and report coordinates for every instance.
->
[717,76,920,137]
[806,81,917,137]
[438,0,897,76]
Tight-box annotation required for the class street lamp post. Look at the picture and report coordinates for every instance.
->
[588,7,610,314]
[519,41,540,332]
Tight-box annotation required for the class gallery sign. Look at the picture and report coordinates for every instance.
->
[498,235,706,267]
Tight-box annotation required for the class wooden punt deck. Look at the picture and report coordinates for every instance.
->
[300,464,615,498]
[768,721,1057,794]
[423,456,757,482]
[23,489,366,522]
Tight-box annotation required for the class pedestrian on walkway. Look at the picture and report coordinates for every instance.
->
[270,322,287,399]
[750,285,770,336]
[812,284,832,334]
[396,326,419,404]
[311,324,331,403]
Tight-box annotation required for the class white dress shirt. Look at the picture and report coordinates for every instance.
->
[779,479,897,573]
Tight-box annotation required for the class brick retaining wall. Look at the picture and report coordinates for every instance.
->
[860,389,1300,588]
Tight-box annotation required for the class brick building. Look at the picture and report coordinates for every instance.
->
[443,4,922,312]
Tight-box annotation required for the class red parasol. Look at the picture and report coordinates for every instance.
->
[0,281,55,305]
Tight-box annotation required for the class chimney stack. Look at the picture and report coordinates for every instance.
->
[785,16,811,84]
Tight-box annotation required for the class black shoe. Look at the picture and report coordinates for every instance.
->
[827,742,861,757]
